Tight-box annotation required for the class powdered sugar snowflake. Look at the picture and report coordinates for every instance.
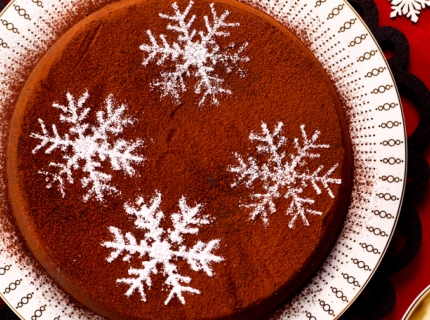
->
[31,91,144,202]
[102,191,223,305]
[140,1,249,107]
[390,0,430,22]
[229,123,342,228]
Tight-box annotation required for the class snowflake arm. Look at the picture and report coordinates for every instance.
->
[215,43,249,75]
[288,125,329,173]
[32,117,76,198]
[31,90,89,154]
[390,0,430,23]
[94,94,134,135]
[55,91,90,129]
[103,139,144,174]
[124,191,165,242]
[229,154,261,187]
[168,196,208,244]
[140,1,196,66]
[103,193,165,302]
[102,227,149,263]
[296,164,341,198]
[39,162,73,198]
[178,239,223,276]
[140,31,182,66]
[31,120,72,154]
[246,185,280,225]
[201,4,239,43]
[285,187,322,228]
[153,70,186,103]
[250,122,287,168]
[168,196,223,274]
[229,122,286,191]
[195,72,230,107]
[164,264,199,305]
[82,168,117,202]
[162,1,196,41]
[117,260,158,302]
[94,95,144,175]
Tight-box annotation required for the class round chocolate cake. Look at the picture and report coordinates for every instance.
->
[7,0,352,319]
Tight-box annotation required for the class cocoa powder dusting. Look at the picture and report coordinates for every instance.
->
[4,0,352,319]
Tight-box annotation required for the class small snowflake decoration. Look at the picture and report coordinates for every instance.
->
[102,191,223,305]
[390,0,430,23]
[31,91,144,202]
[140,1,249,107]
[229,122,342,228]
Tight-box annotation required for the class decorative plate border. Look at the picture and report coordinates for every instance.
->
[0,0,406,319]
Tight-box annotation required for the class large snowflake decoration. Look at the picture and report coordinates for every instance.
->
[140,1,249,107]
[229,123,342,228]
[390,0,430,23]
[31,91,145,202]
[102,191,223,305]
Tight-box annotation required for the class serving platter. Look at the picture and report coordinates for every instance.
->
[0,0,406,319]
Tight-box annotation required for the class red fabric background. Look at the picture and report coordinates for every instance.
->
[1,0,430,319]
[374,2,430,320]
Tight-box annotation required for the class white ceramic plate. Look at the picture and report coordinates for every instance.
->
[0,0,406,319]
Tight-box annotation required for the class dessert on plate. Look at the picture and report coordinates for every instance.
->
[6,0,352,318]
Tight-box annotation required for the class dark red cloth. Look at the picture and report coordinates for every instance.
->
[374,2,430,319]
[0,0,429,319]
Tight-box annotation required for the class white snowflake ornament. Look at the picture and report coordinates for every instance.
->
[390,0,430,23]
[229,122,342,228]
[102,191,223,305]
[31,91,145,202]
[140,1,249,107]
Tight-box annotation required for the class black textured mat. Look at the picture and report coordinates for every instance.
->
[340,0,430,319]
